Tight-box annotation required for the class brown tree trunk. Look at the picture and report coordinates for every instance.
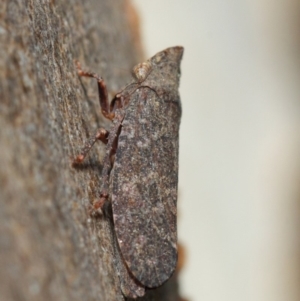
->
[0,1,182,300]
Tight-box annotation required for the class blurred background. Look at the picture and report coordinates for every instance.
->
[131,1,300,300]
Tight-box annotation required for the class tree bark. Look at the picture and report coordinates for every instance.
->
[0,0,183,300]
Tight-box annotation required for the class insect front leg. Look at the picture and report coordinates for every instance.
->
[75,60,114,120]
[73,59,116,165]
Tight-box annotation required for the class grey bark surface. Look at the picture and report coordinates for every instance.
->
[0,1,182,301]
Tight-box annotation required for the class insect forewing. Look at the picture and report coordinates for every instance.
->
[111,46,183,288]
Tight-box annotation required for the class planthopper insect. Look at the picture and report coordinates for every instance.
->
[73,46,184,298]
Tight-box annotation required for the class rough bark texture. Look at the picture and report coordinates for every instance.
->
[0,1,183,300]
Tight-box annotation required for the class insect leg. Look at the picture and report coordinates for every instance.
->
[75,60,114,120]
[72,128,109,165]
[92,112,124,211]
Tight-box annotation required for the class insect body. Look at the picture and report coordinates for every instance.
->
[74,46,184,297]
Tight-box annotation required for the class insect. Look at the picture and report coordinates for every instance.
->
[73,46,184,297]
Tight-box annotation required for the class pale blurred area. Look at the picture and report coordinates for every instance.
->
[131,1,300,300]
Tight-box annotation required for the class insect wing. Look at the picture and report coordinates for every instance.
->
[110,88,180,288]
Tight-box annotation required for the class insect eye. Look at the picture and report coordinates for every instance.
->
[132,62,152,82]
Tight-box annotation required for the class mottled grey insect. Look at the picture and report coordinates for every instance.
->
[73,46,184,298]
